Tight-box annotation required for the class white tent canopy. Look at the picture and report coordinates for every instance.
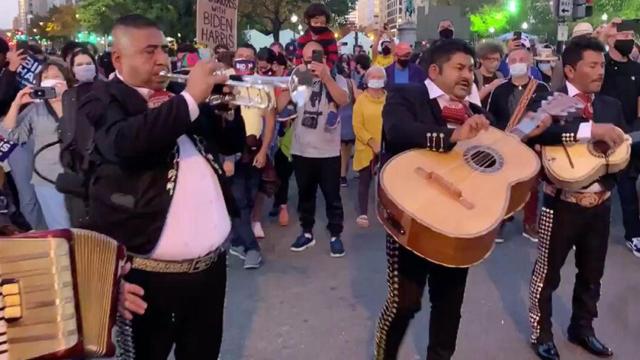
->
[244,29,298,50]
[337,31,373,55]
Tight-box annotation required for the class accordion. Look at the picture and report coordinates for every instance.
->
[0,229,125,359]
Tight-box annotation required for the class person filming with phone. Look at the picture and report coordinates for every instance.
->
[1,60,73,229]
[277,41,349,257]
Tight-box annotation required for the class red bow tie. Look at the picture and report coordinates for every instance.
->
[441,105,469,125]
[148,90,174,109]
[574,92,594,120]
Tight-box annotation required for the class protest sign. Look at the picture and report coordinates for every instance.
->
[196,0,238,50]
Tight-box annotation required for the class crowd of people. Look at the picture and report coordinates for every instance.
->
[0,2,639,359]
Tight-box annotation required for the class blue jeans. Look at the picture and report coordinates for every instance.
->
[616,169,640,241]
[229,161,261,252]
[7,141,46,229]
[34,185,70,229]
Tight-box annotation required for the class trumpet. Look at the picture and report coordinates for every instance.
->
[158,69,313,109]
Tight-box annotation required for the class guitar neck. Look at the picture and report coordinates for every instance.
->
[508,111,548,140]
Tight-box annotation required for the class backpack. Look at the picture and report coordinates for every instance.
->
[55,84,96,202]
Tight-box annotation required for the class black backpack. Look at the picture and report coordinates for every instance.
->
[55,83,96,202]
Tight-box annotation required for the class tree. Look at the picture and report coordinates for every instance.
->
[47,5,81,38]
[470,4,510,37]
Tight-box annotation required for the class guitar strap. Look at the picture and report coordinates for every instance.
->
[505,79,538,132]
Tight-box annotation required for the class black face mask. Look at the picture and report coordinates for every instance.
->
[309,26,329,35]
[382,46,391,56]
[614,39,635,57]
[439,28,454,40]
[397,58,410,68]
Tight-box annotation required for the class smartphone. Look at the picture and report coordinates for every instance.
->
[16,41,29,52]
[312,49,324,63]
[618,19,640,33]
[514,31,522,40]
[30,87,57,100]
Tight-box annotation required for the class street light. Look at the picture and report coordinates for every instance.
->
[291,14,298,23]
[521,22,529,30]
[489,27,495,34]
[601,13,608,22]
[297,24,303,32]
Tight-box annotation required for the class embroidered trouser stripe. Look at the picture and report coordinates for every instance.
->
[374,237,401,359]
[528,207,554,343]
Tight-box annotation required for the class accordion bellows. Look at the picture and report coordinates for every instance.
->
[0,229,125,360]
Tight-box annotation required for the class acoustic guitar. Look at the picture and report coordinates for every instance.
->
[542,134,632,191]
[377,93,584,267]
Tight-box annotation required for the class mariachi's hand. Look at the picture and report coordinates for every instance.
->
[591,123,625,149]
[223,159,235,177]
[185,59,227,104]
[118,262,147,320]
[523,113,552,140]
[451,115,490,142]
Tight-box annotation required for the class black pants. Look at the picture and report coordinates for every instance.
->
[357,164,374,216]
[122,253,227,359]
[616,170,640,241]
[292,155,344,236]
[274,149,294,207]
[529,195,610,343]
[375,236,469,360]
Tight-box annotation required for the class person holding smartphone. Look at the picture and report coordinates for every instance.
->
[277,41,349,257]
[1,60,73,229]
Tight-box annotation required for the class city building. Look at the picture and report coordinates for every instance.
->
[356,0,383,29]
[16,0,76,31]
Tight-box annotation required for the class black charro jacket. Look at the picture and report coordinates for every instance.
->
[80,77,245,254]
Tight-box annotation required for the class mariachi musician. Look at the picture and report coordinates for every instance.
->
[80,15,244,359]
[526,36,625,360]
[374,39,550,360]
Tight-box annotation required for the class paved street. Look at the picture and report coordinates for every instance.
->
[221,181,640,360]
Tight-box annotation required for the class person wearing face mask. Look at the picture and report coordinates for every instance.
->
[487,47,550,243]
[352,66,386,228]
[352,53,371,90]
[294,3,339,69]
[437,19,455,40]
[225,43,276,269]
[373,27,395,69]
[1,60,73,229]
[55,48,100,226]
[384,42,426,85]
[534,46,558,84]
[600,20,640,258]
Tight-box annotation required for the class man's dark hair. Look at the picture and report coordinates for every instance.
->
[0,37,9,56]
[304,3,332,24]
[562,36,606,69]
[476,40,504,60]
[354,53,371,71]
[214,44,230,53]
[113,14,160,31]
[274,53,287,66]
[257,47,276,63]
[419,38,474,72]
[270,41,284,51]
[238,42,257,55]
[60,41,84,60]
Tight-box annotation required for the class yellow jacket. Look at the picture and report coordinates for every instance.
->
[352,90,386,171]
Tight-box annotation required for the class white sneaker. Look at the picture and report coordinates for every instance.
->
[252,221,265,239]
[627,238,640,258]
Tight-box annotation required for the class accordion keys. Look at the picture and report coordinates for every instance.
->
[0,229,125,360]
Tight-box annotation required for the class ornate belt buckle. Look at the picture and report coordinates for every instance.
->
[576,193,600,208]
[189,255,214,273]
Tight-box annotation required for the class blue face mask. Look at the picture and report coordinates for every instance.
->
[538,62,552,73]
[73,64,96,83]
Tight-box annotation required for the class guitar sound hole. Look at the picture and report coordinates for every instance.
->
[588,141,612,158]
[463,146,504,173]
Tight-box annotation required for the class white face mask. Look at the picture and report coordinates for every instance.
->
[367,79,385,89]
[73,64,96,83]
[40,79,67,97]
[509,62,528,77]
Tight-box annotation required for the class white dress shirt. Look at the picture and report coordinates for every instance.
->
[425,79,473,128]
[116,74,231,260]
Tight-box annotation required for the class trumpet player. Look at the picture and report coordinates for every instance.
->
[80,14,245,359]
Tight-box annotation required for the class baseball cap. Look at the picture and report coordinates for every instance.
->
[571,22,594,38]
[395,42,412,56]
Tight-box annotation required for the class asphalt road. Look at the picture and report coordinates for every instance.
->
[214,179,640,360]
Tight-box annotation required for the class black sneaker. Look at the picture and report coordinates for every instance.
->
[290,233,315,252]
[330,236,345,257]
[340,177,348,187]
